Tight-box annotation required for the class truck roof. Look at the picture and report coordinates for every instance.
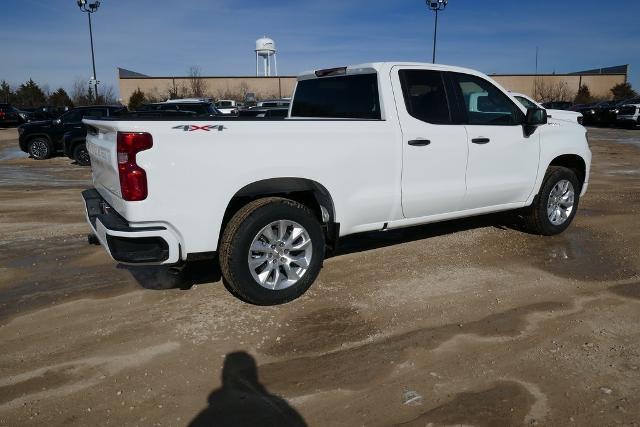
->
[298,62,487,81]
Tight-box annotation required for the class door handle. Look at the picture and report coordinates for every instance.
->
[471,137,490,144]
[408,139,431,146]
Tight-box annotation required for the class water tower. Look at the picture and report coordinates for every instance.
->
[255,37,277,77]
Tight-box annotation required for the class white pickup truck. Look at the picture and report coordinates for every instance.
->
[83,62,591,305]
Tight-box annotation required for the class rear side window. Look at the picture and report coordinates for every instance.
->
[399,70,451,124]
[291,73,381,119]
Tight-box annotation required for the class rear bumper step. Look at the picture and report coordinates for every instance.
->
[82,189,180,264]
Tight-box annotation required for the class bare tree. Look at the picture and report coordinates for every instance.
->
[71,77,92,105]
[188,66,206,98]
[96,84,118,105]
[533,79,573,103]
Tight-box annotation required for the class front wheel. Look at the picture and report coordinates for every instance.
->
[28,137,52,160]
[522,166,580,235]
[73,143,91,166]
[219,197,325,305]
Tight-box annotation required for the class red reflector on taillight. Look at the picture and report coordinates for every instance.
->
[116,132,153,201]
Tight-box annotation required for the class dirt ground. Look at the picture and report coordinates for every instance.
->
[0,126,638,426]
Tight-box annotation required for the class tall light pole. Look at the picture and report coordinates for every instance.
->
[427,0,448,64]
[77,0,101,103]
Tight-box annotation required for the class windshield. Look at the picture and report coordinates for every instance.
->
[515,96,538,110]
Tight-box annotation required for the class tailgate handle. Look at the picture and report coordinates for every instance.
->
[408,139,431,146]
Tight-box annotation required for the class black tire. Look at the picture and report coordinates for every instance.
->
[27,137,52,160]
[522,166,581,235]
[219,197,325,305]
[73,143,91,166]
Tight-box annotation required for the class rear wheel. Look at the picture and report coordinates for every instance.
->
[219,197,324,305]
[28,137,52,160]
[522,166,580,235]
[73,143,91,166]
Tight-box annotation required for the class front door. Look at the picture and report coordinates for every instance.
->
[448,72,540,209]
[391,67,469,218]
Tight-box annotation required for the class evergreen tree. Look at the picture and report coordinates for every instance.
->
[574,85,593,104]
[128,88,146,110]
[610,82,637,100]
[48,88,74,108]
[14,79,47,107]
[0,80,13,104]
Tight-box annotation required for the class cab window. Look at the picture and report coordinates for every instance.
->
[451,73,522,125]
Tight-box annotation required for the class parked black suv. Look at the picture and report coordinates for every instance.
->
[18,105,126,160]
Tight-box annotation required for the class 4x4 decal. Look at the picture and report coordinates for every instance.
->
[172,124,226,132]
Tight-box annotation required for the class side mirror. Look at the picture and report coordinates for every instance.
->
[523,107,547,136]
[526,107,547,126]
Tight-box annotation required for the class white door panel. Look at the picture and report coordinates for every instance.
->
[464,126,539,208]
[391,66,469,218]
[448,71,540,209]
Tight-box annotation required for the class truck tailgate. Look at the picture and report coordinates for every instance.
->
[84,120,122,199]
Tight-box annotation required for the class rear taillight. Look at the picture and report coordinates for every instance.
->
[116,132,153,201]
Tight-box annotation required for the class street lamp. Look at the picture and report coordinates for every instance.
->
[426,0,448,64]
[77,0,101,103]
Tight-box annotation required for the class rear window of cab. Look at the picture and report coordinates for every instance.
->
[291,73,381,119]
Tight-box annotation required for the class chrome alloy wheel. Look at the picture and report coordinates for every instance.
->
[547,179,575,225]
[248,220,313,290]
[30,139,49,159]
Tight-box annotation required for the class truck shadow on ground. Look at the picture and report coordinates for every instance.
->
[189,351,307,427]
[122,211,519,291]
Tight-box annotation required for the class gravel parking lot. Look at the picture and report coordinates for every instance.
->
[0,126,639,426]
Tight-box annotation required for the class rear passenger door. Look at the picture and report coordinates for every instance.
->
[391,66,469,218]
[448,72,539,209]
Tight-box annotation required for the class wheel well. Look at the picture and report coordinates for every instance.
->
[549,154,586,187]
[220,178,337,244]
[70,139,86,150]
[28,134,52,144]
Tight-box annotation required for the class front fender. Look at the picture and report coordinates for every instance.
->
[525,122,591,205]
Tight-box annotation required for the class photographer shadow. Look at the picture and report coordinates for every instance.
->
[189,351,306,427]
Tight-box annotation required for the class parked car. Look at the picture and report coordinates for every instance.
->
[511,93,583,124]
[541,101,573,110]
[18,105,126,160]
[0,103,23,127]
[238,107,289,118]
[591,100,624,127]
[571,103,599,125]
[138,101,220,116]
[616,103,640,128]
[82,62,591,305]
[29,105,69,121]
[256,99,291,108]
[215,100,239,115]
